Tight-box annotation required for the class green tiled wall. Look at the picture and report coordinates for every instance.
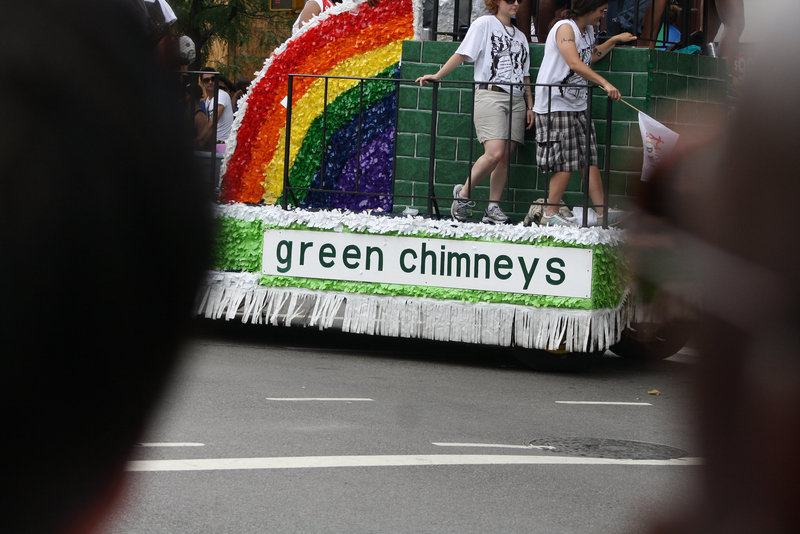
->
[396,41,728,217]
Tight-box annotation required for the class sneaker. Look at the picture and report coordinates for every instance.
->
[542,212,577,227]
[451,184,472,222]
[593,209,626,227]
[523,199,545,226]
[482,204,510,224]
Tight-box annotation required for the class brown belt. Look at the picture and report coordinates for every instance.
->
[478,83,510,93]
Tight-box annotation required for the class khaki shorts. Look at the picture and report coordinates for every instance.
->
[473,89,526,144]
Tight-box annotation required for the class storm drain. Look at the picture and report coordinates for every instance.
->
[528,437,688,460]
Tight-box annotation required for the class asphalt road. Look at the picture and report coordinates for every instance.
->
[102,320,701,534]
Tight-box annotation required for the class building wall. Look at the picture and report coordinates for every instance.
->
[396,41,728,218]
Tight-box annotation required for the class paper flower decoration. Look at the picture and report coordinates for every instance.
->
[219,0,413,211]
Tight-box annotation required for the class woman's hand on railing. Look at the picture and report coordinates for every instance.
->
[415,74,440,86]
[611,32,637,45]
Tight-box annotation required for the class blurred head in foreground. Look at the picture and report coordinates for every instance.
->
[635,2,800,531]
[0,1,210,533]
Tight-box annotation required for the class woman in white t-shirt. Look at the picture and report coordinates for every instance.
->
[533,0,634,226]
[416,0,534,224]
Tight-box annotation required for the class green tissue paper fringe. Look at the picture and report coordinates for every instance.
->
[213,217,264,272]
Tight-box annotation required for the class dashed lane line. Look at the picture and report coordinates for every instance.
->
[555,401,653,406]
[266,398,374,402]
[127,454,701,472]
[138,443,205,447]
[432,442,556,451]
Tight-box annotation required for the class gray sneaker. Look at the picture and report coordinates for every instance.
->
[482,204,510,224]
[451,184,472,222]
[542,212,577,227]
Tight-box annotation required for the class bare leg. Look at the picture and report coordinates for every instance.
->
[587,165,607,215]
[705,0,721,43]
[547,166,606,215]
[637,0,668,48]
[546,171,571,215]
[460,138,509,198]
[715,0,745,62]
[487,141,517,204]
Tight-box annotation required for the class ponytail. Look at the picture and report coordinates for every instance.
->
[549,8,576,32]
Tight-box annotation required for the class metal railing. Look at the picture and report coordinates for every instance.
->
[427,0,704,51]
[281,73,616,228]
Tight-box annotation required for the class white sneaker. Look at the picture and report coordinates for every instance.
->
[542,212,577,227]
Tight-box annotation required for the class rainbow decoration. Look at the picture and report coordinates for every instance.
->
[220,0,414,210]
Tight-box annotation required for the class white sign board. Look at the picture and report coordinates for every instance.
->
[263,230,593,298]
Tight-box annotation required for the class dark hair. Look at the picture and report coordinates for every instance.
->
[0,1,210,532]
[186,82,204,101]
[560,0,608,20]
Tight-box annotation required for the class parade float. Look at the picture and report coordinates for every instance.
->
[197,0,723,361]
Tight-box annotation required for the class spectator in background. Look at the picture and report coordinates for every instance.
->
[656,1,682,50]
[232,77,251,112]
[0,1,210,534]
[608,0,667,48]
[201,67,234,144]
[186,82,213,150]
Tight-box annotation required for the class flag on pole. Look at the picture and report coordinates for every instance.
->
[638,111,679,181]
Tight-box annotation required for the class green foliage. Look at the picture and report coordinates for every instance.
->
[170,0,294,76]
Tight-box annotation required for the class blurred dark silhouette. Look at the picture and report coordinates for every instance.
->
[632,6,800,530]
[0,1,210,533]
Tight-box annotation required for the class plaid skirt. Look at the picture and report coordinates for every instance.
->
[535,111,598,172]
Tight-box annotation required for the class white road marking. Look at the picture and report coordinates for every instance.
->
[127,454,702,472]
[138,443,205,447]
[555,401,653,406]
[432,442,556,451]
[266,397,374,402]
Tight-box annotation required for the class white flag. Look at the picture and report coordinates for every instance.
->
[638,111,679,181]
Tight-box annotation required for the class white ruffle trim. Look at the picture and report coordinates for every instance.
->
[197,271,628,352]
[216,203,625,246]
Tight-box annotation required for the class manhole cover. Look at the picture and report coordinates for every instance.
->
[528,437,688,459]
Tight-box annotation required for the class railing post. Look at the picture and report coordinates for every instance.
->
[604,96,613,228]
[282,74,293,210]
[581,86,593,228]
[428,82,439,218]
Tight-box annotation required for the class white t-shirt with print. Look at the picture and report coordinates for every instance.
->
[456,15,530,98]
[534,19,595,113]
[206,89,234,143]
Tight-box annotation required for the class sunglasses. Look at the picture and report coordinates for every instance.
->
[201,77,215,84]
[502,0,523,4]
